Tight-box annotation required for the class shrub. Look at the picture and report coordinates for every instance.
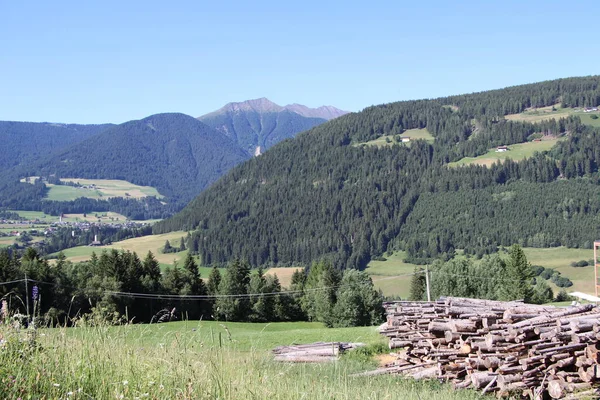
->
[571,260,589,268]
[531,265,544,276]
[550,274,573,288]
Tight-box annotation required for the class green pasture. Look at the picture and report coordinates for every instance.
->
[448,138,561,167]
[353,128,434,148]
[505,105,600,126]
[0,319,483,400]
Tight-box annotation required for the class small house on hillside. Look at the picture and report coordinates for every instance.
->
[584,107,598,113]
[496,145,509,152]
[400,136,410,143]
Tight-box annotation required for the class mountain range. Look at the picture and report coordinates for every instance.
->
[154,76,600,270]
[198,98,347,155]
[0,100,347,215]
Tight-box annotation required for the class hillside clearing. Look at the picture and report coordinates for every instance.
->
[54,231,189,264]
[448,138,561,167]
[353,128,434,148]
[505,105,600,125]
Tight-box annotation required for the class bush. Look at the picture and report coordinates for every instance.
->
[590,114,599,120]
[555,290,574,302]
[550,274,573,288]
[531,265,544,276]
[570,260,589,268]
[539,268,554,280]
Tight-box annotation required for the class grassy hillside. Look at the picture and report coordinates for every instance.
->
[55,231,190,264]
[448,138,561,166]
[0,319,482,399]
[354,128,434,147]
[366,251,418,298]
[505,105,600,125]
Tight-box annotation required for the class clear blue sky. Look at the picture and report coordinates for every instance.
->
[1,1,598,124]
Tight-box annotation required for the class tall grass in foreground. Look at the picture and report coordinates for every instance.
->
[0,319,485,399]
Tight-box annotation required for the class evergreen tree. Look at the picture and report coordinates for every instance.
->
[179,237,186,252]
[214,259,250,321]
[409,267,425,301]
[499,245,534,302]
[207,267,222,295]
[162,240,172,254]
[301,260,340,326]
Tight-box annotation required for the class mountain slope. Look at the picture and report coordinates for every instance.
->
[155,76,600,269]
[198,98,347,155]
[29,113,250,205]
[0,121,113,170]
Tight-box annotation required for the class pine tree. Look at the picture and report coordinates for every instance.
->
[409,267,425,301]
[179,237,186,252]
[207,267,221,295]
[500,244,534,302]
[162,240,172,254]
[214,259,250,321]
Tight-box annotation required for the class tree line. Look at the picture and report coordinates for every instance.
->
[0,248,383,327]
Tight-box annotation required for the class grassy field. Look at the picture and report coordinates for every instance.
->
[521,247,595,295]
[0,319,483,400]
[365,247,597,298]
[54,231,190,264]
[366,251,418,298]
[353,128,434,148]
[7,210,60,222]
[448,138,561,167]
[21,177,164,201]
[505,105,600,126]
[265,267,303,288]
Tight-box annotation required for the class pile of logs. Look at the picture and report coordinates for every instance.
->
[377,297,600,399]
[272,342,364,363]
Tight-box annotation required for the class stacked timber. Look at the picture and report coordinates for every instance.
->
[272,342,364,363]
[377,297,600,399]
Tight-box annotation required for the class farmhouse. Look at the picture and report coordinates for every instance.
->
[400,136,410,143]
[496,145,509,152]
[584,107,598,112]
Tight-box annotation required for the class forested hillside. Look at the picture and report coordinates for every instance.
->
[0,114,250,215]
[155,76,600,269]
[0,121,112,169]
[198,98,345,155]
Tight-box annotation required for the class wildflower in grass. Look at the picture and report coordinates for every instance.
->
[122,380,128,386]
[32,286,39,301]
[53,383,60,387]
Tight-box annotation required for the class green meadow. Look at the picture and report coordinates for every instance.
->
[365,247,597,298]
[0,319,484,400]
[353,128,434,148]
[448,138,561,167]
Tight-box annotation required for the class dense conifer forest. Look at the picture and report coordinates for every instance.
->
[155,76,600,269]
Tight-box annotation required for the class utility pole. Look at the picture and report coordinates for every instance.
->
[24,273,30,319]
[425,265,431,302]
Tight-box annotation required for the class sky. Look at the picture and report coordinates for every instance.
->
[1,1,598,124]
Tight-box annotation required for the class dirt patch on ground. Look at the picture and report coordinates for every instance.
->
[375,353,397,367]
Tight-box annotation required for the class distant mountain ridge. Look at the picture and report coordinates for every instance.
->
[0,121,114,170]
[4,113,250,209]
[201,98,348,120]
[198,98,348,155]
